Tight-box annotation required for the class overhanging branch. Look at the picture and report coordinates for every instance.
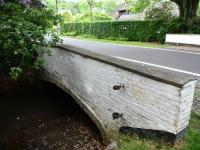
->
[170,0,181,5]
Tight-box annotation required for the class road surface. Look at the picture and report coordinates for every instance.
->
[62,37,200,77]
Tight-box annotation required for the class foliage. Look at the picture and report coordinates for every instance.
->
[62,18,200,43]
[191,18,200,33]
[198,3,200,16]
[2,0,45,7]
[145,1,175,21]
[130,0,151,13]
[62,11,74,22]
[156,18,186,43]
[75,12,112,22]
[98,0,121,14]
[0,2,61,79]
[62,20,167,42]
[170,0,200,29]
[44,0,123,15]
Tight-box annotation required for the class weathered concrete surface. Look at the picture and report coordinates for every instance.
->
[43,45,197,143]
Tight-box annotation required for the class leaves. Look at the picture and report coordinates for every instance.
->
[9,67,22,80]
[0,2,61,79]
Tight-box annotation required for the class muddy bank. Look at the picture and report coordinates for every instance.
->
[0,81,105,150]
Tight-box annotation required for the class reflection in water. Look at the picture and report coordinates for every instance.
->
[0,82,104,150]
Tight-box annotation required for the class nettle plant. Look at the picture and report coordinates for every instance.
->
[0,1,61,80]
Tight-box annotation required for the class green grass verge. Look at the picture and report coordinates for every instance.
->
[64,35,169,49]
[117,112,200,150]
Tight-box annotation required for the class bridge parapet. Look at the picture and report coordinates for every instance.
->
[43,44,197,144]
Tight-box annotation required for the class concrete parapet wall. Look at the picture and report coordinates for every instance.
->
[43,45,197,143]
[166,34,200,46]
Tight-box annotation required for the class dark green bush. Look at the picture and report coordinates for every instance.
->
[0,2,61,79]
[61,19,200,43]
[192,18,200,33]
[62,20,167,42]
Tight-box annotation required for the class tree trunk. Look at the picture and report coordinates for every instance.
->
[172,0,200,29]
[87,0,94,22]
[55,0,58,13]
[89,5,93,21]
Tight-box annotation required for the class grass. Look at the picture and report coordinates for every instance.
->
[194,90,200,101]
[117,112,200,150]
[64,35,170,49]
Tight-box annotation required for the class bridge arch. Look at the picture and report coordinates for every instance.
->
[41,75,111,144]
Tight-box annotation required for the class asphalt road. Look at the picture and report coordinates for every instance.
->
[62,37,200,77]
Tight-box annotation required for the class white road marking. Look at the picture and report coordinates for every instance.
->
[114,56,200,77]
[62,37,200,55]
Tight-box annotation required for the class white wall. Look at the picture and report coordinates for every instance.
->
[44,47,196,139]
[166,34,200,46]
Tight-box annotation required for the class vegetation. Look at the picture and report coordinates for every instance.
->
[44,0,200,32]
[62,20,166,42]
[171,0,200,29]
[145,1,176,21]
[126,0,200,27]
[86,0,94,21]
[62,11,74,22]
[126,0,151,13]
[44,0,123,22]
[67,36,169,49]
[118,112,200,150]
[0,1,61,79]
[62,18,200,43]
[75,12,112,22]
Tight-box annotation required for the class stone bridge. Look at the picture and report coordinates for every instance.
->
[42,44,197,144]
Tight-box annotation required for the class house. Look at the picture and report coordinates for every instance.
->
[112,1,179,21]
[112,3,132,20]
[112,3,144,21]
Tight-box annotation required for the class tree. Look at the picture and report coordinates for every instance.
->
[127,0,151,13]
[145,1,176,21]
[171,0,200,27]
[55,0,58,13]
[62,11,74,22]
[75,12,112,22]
[87,0,94,21]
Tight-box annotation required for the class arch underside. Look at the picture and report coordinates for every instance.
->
[41,74,112,144]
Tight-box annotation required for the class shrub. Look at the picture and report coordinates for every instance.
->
[192,18,200,33]
[157,19,187,43]
[145,1,178,21]
[62,20,167,42]
[0,2,61,79]
[62,18,200,43]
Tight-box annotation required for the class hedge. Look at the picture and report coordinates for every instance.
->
[61,20,200,43]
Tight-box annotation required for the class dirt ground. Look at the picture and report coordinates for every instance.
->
[0,82,105,150]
